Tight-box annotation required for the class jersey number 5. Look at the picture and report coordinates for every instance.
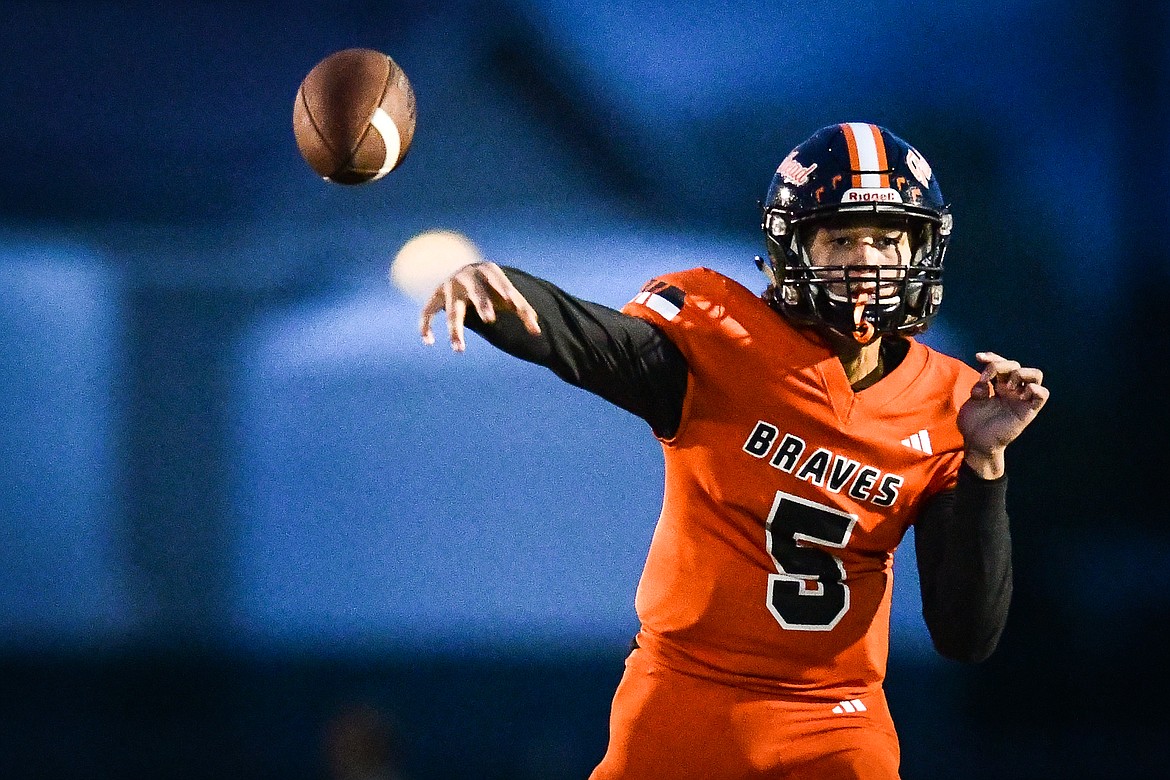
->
[764,491,858,631]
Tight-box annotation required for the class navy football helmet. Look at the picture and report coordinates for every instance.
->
[758,122,952,342]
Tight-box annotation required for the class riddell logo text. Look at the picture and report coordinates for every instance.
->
[842,188,901,203]
[742,422,904,507]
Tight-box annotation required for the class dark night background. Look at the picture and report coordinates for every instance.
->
[2,1,1168,778]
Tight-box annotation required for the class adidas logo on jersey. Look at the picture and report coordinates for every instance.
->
[832,699,868,714]
[900,429,933,455]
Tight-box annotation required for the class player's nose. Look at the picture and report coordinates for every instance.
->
[852,238,882,260]
[843,241,895,270]
[838,241,874,268]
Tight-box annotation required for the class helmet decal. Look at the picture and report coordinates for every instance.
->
[777,151,818,186]
[905,147,933,187]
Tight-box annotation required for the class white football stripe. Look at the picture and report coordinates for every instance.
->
[846,122,882,188]
[368,107,402,180]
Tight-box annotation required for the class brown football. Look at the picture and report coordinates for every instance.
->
[292,48,417,185]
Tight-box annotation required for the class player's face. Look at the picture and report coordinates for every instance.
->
[805,219,912,302]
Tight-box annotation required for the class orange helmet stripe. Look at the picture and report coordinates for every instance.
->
[840,122,890,188]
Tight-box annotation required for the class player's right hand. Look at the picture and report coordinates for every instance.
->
[419,262,541,352]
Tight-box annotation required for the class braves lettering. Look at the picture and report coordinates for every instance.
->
[742,421,904,507]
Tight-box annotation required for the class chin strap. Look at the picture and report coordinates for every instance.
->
[852,293,876,344]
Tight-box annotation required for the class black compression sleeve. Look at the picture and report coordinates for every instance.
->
[463,267,689,438]
[914,463,1013,663]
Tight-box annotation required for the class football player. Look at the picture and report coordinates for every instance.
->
[418,123,1047,779]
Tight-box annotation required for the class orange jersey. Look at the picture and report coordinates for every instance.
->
[621,268,979,700]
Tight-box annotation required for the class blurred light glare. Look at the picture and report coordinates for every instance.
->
[0,241,131,647]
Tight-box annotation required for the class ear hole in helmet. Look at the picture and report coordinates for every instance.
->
[765,210,788,238]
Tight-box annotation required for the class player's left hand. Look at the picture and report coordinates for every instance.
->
[957,351,1049,479]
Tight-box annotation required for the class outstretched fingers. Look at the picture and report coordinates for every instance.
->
[479,263,541,335]
[446,283,469,352]
[419,282,447,346]
[419,262,541,351]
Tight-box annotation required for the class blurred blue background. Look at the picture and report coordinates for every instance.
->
[2,1,1167,777]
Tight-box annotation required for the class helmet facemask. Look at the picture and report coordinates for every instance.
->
[760,208,950,342]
